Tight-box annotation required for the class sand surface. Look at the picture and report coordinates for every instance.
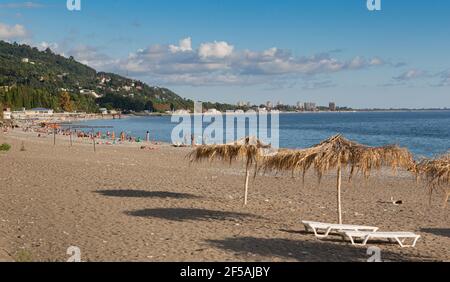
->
[0,131,449,262]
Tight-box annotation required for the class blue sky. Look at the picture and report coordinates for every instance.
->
[0,0,449,108]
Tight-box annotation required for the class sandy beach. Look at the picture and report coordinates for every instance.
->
[0,131,449,262]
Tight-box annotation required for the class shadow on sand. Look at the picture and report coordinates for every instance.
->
[125,208,257,222]
[206,237,427,262]
[420,228,450,238]
[96,190,201,199]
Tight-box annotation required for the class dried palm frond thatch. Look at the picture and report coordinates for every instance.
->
[414,153,450,207]
[263,134,415,224]
[188,137,271,205]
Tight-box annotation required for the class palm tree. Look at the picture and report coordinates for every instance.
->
[414,153,450,208]
[188,137,271,205]
[263,134,414,224]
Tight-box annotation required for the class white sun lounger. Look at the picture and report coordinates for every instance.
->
[342,231,421,248]
[302,221,379,239]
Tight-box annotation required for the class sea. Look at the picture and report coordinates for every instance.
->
[79,111,450,158]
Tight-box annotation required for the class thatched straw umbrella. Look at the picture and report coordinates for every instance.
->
[188,137,271,205]
[415,154,450,207]
[263,134,414,224]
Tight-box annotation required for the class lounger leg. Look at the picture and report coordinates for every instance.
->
[412,236,420,248]
[323,227,332,238]
[361,236,370,246]
[312,227,322,238]
[346,235,367,246]
[312,227,332,239]
[347,235,356,246]
[395,237,405,248]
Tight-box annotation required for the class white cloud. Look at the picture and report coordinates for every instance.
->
[0,23,28,40]
[169,37,192,53]
[198,41,234,59]
[38,37,387,87]
[433,70,450,87]
[115,38,387,85]
[66,45,119,70]
[393,69,425,81]
[38,41,59,51]
[370,57,384,66]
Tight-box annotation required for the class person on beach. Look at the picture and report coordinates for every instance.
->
[146,131,150,142]
[191,134,195,147]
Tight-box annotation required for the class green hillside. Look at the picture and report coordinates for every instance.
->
[0,40,196,113]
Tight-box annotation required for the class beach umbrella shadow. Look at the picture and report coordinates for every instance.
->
[420,228,450,238]
[125,208,258,222]
[95,189,201,199]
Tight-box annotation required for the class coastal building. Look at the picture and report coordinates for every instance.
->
[0,86,12,92]
[296,102,304,111]
[237,101,251,107]
[99,108,108,115]
[21,58,35,65]
[266,101,273,109]
[11,108,54,120]
[173,109,191,115]
[258,107,267,113]
[122,86,132,92]
[2,108,11,120]
[53,112,87,120]
[80,89,102,98]
[304,102,317,112]
[205,109,221,115]
[329,102,337,111]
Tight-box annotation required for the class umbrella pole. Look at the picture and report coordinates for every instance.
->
[244,167,250,206]
[444,191,449,208]
[337,165,343,224]
[69,127,73,147]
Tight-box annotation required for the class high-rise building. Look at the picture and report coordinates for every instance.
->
[329,102,336,111]
[296,102,304,110]
[237,101,251,107]
[304,102,316,111]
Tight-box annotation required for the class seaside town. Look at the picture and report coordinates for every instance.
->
[0,0,449,270]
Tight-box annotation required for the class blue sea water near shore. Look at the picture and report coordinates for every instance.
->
[80,111,450,157]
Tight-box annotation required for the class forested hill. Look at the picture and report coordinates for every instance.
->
[0,40,196,113]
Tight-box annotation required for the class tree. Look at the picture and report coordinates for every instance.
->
[59,92,74,112]
[145,100,154,112]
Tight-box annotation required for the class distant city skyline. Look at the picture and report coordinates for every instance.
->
[0,0,449,108]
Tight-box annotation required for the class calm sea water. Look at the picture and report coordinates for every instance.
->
[80,111,450,157]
